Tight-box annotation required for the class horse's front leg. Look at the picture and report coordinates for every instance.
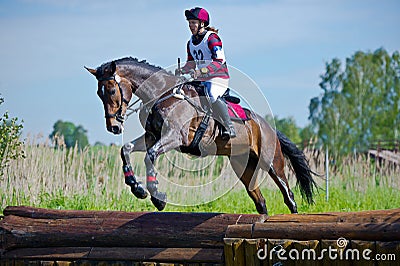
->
[121,134,149,199]
[144,132,181,211]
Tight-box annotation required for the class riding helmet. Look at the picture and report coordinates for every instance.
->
[185,7,210,27]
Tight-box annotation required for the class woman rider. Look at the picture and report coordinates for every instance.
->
[180,7,236,140]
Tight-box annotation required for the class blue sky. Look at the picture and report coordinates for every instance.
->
[0,0,399,145]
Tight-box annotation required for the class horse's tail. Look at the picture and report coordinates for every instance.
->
[276,130,317,204]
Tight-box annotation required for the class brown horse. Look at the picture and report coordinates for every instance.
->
[86,57,317,214]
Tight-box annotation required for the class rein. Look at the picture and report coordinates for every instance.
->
[156,79,208,113]
[99,73,207,123]
[127,79,208,120]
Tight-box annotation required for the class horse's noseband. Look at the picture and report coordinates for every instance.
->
[98,74,130,123]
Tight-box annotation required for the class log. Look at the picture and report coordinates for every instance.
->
[0,207,266,251]
[2,206,267,223]
[3,205,148,219]
[226,222,400,241]
[265,208,400,223]
[2,206,400,264]
[1,247,224,263]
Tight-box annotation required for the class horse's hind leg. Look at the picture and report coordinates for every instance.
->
[267,148,298,213]
[230,154,268,215]
[120,134,149,199]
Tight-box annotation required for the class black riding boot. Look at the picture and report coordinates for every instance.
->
[212,97,236,140]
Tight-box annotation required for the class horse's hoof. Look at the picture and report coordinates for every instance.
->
[125,175,148,199]
[151,192,167,211]
[256,203,268,215]
[131,183,148,199]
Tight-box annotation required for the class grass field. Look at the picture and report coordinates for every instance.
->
[1,136,399,215]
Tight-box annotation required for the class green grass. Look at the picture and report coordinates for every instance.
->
[3,183,399,216]
[1,138,399,216]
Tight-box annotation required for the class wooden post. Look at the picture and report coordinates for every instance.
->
[224,238,245,266]
[350,240,375,266]
[325,146,329,202]
[244,239,263,266]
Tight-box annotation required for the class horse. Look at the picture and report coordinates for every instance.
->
[85,57,317,214]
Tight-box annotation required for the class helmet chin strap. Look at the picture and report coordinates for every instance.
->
[195,21,206,36]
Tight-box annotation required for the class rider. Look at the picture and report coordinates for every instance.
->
[179,7,236,140]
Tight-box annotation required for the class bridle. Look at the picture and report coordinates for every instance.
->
[97,74,130,123]
[97,72,207,124]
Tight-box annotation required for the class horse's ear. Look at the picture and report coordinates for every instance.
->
[85,66,97,76]
[111,61,117,74]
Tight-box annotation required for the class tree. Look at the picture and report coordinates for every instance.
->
[265,115,302,144]
[299,124,316,146]
[73,125,89,149]
[0,95,25,175]
[50,120,89,149]
[309,48,400,156]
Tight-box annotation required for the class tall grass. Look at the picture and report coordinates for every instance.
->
[1,136,399,215]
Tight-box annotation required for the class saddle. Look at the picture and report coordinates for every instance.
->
[179,81,250,156]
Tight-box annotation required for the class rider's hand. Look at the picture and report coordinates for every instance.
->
[175,68,182,76]
[190,69,201,79]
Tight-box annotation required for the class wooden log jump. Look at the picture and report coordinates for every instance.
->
[1,206,400,265]
[0,206,265,264]
[225,209,400,241]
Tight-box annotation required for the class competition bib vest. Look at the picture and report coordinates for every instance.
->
[188,31,214,69]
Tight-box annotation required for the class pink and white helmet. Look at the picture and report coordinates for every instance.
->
[185,7,210,27]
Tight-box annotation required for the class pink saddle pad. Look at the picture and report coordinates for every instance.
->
[227,102,249,120]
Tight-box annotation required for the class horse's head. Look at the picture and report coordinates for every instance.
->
[86,61,133,135]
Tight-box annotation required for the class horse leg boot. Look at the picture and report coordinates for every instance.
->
[145,148,167,211]
[122,165,148,199]
[212,97,236,140]
[121,138,148,199]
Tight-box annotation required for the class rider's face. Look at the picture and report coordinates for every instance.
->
[188,19,203,35]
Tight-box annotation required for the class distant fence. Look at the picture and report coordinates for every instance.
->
[298,139,399,152]
[368,139,400,165]
[297,139,400,165]
[369,139,400,152]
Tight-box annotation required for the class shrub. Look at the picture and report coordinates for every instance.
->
[0,95,25,176]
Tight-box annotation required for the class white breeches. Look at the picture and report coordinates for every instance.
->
[202,78,229,103]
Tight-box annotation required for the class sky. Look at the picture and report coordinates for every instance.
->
[0,0,399,145]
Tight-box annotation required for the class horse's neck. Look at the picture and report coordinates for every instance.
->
[127,68,178,103]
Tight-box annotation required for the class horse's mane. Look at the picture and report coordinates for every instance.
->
[116,57,163,72]
[97,57,164,75]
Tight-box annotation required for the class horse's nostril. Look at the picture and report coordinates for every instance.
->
[111,125,120,134]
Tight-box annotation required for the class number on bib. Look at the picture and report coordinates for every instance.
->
[193,50,204,61]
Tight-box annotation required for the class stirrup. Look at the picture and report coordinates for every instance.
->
[221,125,236,140]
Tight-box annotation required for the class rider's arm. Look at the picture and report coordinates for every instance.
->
[203,33,229,78]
